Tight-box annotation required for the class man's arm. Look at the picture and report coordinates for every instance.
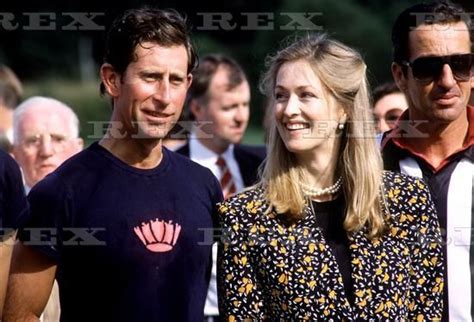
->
[0,230,16,317]
[3,242,57,322]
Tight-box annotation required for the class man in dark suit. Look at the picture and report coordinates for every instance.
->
[176,54,265,321]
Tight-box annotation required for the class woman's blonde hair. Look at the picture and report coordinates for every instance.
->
[259,33,385,238]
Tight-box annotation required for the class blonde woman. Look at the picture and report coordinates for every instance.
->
[217,34,444,321]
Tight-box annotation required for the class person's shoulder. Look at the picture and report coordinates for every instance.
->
[34,144,100,192]
[174,143,189,156]
[382,170,426,192]
[218,186,268,220]
[234,144,266,160]
[0,149,19,173]
[168,147,205,169]
[166,148,216,179]
[381,171,433,223]
[51,145,94,176]
[0,150,25,192]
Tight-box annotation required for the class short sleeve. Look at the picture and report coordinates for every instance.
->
[0,151,29,233]
[18,173,73,261]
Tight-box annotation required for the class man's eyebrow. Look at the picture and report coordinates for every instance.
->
[138,69,187,79]
[139,70,163,76]
[169,70,187,78]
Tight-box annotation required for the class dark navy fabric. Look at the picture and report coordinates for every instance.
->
[19,142,223,322]
[0,149,28,233]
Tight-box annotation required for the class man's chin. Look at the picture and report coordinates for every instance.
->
[431,105,465,123]
[133,126,170,140]
[231,137,244,144]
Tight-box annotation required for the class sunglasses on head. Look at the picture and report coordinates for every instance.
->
[401,53,474,83]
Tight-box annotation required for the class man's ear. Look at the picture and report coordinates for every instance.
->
[391,62,407,93]
[190,99,204,120]
[186,74,193,90]
[75,138,84,151]
[100,63,121,97]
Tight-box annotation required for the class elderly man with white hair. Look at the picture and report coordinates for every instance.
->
[11,96,83,322]
[13,96,83,192]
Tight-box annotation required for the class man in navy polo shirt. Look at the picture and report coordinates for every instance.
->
[4,8,222,322]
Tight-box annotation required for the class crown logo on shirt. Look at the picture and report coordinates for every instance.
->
[134,219,181,253]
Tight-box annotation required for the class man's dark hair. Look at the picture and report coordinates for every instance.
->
[188,54,247,103]
[100,7,198,95]
[391,1,473,65]
[372,82,402,107]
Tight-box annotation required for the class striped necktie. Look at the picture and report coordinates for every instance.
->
[216,156,237,199]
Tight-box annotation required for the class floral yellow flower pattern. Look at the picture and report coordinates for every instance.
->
[217,171,443,321]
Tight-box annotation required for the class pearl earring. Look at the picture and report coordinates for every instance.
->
[338,122,345,130]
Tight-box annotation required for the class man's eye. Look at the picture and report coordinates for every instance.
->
[51,135,66,143]
[24,137,40,145]
[143,73,159,81]
[170,78,184,86]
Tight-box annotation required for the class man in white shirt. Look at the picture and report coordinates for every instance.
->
[176,54,265,320]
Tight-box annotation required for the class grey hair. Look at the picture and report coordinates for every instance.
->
[13,96,80,144]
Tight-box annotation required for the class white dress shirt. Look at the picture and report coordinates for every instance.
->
[188,134,244,316]
[189,134,244,193]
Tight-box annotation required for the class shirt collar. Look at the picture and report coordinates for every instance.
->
[189,132,234,163]
[382,106,474,171]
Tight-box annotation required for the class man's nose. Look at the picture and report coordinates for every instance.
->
[153,81,171,106]
[234,105,249,123]
[38,136,54,157]
[437,64,457,89]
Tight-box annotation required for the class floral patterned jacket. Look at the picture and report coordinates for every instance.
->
[217,171,443,321]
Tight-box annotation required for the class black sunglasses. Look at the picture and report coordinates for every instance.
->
[402,53,474,83]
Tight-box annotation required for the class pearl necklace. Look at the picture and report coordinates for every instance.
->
[301,177,343,198]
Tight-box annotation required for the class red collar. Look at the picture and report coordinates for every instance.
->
[382,106,474,172]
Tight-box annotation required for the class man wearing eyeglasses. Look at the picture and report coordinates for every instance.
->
[12,96,83,193]
[382,1,473,321]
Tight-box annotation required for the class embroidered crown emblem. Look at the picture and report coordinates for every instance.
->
[134,219,181,253]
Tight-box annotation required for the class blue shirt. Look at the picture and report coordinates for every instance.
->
[20,142,222,322]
